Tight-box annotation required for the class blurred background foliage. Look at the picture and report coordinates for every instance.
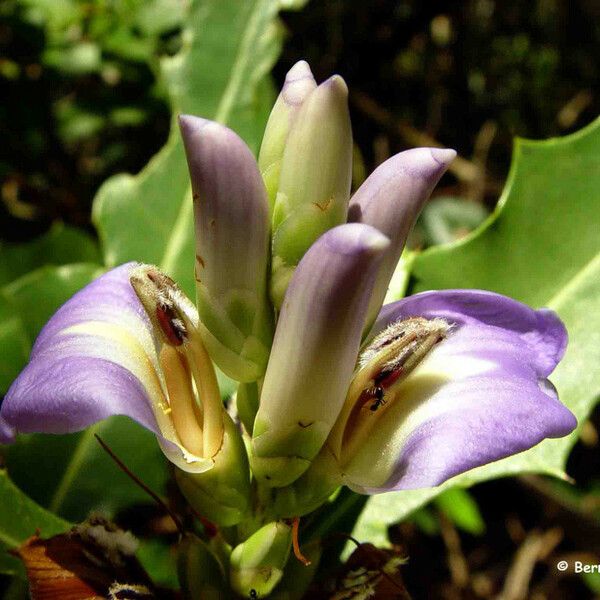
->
[1,0,597,242]
[0,0,599,598]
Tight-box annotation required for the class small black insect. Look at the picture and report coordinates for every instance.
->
[369,386,386,411]
[249,590,258,599]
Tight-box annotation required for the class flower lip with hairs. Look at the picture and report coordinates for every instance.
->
[325,289,576,494]
[0,263,224,474]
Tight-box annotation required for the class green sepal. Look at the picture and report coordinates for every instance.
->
[196,284,273,383]
[269,450,342,519]
[229,521,292,597]
[175,413,250,527]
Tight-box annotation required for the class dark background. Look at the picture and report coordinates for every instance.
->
[0,1,599,598]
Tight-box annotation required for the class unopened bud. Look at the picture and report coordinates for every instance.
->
[179,116,273,383]
[259,60,317,210]
[270,75,353,308]
[229,521,292,597]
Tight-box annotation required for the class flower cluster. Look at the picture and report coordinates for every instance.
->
[0,60,576,597]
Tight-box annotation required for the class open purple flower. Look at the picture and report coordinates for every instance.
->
[0,60,576,509]
[325,289,576,494]
[0,263,226,473]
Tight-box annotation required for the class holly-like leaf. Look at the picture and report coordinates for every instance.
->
[0,264,102,394]
[0,470,70,576]
[0,224,99,288]
[93,0,298,297]
[352,118,600,548]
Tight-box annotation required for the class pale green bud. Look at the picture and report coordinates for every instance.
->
[229,521,292,597]
[270,74,353,308]
[258,60,317,211]
[175,413,250,527]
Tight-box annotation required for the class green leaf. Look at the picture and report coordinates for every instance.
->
[0,470,70,576]
[434,488,485,535]
[93,0,291,298]
[0,224,100,288]
[352,118,600,547]
[0,264,102,394]
[3,263,103,342]
[0,294,30,396]
[5,416,169,523]
[415,196,489,247]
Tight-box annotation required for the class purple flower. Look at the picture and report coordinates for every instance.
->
[0,59,577,503]
[325,289,576,493]
[0,263,222,472]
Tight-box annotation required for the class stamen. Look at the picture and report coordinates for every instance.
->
[328,316,450,460]
[159,345,204,456]
[156,304,186,346]
[130,265,193,348]
[130,264,225,458]
[184,329,224,458]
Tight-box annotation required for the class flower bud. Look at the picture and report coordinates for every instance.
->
[348,148,456,330]
[258,60,317,210]
[229,521,292,597]
[252,224,389,487]
[270,75,353,308]
[175,412,251,527]
[179,116,273,382]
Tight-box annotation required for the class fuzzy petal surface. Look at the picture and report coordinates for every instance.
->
[348,148,456,329]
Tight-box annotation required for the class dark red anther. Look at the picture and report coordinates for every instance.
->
[156,305,185,346]
[375,367,403,389]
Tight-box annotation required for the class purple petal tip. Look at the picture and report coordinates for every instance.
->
[284,60,313,83]
[321,74,348,97]
[322,223,390,258]
[281,61,317,106]
[178,114,212,137]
